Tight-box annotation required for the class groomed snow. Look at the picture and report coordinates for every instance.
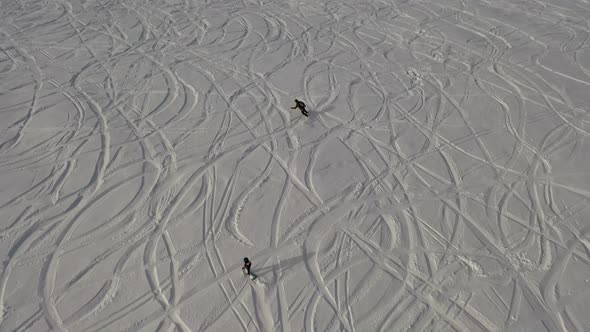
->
[1,0,590,330]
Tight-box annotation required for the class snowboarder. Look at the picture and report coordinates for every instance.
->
[291,99,309,117]
[242,257,252,276]
[241,257,260,283]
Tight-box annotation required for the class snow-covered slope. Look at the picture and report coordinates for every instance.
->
[1,0,590,330]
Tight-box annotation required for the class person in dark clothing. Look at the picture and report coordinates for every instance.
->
[291,99,309,117]
[242,257,252,275]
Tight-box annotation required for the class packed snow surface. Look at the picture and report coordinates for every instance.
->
[1,0,590,330]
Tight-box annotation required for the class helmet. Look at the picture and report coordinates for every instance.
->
[243,257,249,263]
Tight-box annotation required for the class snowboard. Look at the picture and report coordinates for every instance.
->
[242,268,258,282]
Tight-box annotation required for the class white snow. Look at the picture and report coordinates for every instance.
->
[1,0,590,330]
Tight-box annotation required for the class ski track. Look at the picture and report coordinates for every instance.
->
[1,0,590,330]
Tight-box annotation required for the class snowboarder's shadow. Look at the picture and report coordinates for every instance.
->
[254,251,315,278]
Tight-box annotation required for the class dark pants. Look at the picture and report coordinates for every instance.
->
[291,106,308,117]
